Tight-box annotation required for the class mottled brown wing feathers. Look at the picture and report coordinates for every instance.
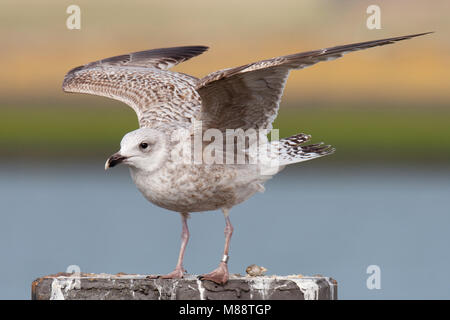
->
[74,45,209,71]
[62,46,208,127]
[196,33,432,131]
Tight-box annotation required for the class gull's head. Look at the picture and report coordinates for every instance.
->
[105,128,168,172]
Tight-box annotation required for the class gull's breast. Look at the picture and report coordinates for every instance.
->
[130,163,257,213]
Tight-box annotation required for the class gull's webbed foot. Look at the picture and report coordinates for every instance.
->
[147,266,186,279]
[199,262,229,284]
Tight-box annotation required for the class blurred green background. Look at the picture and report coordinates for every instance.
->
[1,0,449,164]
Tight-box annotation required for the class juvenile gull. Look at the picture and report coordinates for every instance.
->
[62,33,430,284]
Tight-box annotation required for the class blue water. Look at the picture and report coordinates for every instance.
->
[1,162,449,299]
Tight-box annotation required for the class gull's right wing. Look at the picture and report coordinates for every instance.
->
[62,46,208,128]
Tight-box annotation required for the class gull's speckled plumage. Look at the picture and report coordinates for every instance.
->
[62,33,431,284]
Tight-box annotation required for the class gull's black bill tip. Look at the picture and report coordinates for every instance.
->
[105,153,126,170]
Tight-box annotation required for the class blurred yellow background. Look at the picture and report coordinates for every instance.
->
[1,0,449,162]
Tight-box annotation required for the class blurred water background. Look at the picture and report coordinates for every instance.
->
[1,0,449,299]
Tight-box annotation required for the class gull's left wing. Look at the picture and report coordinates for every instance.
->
[196,33,432,132]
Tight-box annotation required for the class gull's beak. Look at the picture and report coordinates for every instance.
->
[105,152,127,170]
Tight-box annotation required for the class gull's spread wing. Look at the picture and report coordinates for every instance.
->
[196,33,431,132]
[63,46,208,127]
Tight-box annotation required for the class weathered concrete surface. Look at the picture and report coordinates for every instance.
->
[32,273,337,300]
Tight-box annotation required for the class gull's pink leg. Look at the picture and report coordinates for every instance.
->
[200,208,233,284]
[155,212,190,279]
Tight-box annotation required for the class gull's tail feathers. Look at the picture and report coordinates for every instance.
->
[277,133,335,166]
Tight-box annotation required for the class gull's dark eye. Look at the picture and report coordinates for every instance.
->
[139,142,148,150]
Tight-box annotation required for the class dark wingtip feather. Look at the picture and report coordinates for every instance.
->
[182,45,209,53]
[405,31,434,37]
[129,45,209,66]
[379,31,434,44]
[63,45,210,82]
[301,143,335,155]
